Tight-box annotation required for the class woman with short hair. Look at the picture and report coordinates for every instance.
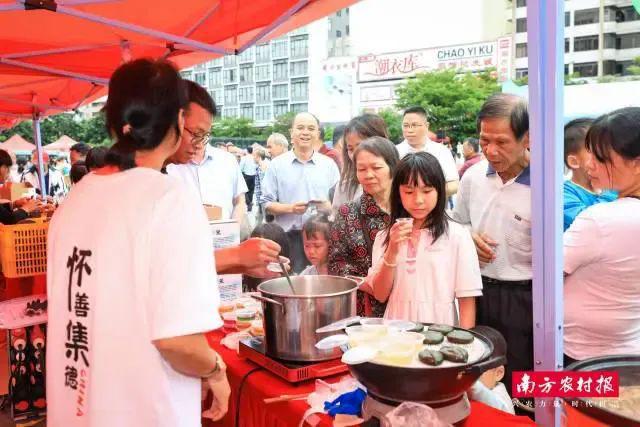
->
[328,136,399,317]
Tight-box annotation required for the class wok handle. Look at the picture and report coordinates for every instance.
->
[345,275,366,287]
[463,354,508,377]
[251,295,286,314]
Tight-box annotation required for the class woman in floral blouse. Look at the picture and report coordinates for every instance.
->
[329,136,399,317]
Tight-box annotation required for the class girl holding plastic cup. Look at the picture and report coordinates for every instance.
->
[367,152,483,328]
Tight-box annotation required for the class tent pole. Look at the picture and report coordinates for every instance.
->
[528,0,564,424]
[32,114,48,197]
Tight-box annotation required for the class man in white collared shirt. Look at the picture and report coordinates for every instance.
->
[164,81,284,280]
[166,95,247,222]
[396,107,459,197]
[262,112,340,273]
[453,93,532,393]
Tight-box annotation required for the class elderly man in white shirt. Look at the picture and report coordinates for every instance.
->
[452,93,532,394]
[166,81,281,279]
[396,106,459,197]
[262,112,340,273]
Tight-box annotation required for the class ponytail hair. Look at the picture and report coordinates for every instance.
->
[103,58,188,169]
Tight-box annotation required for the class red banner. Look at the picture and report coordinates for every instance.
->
[511,371,619,398]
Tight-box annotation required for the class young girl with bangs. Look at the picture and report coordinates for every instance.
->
[367,152,482,328]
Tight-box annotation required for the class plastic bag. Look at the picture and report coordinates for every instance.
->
[384,402,452,427]
[220,331,251,351]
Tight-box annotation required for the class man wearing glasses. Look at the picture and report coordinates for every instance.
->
[396,106,460,197]
[166,81,248,223]
[167,81,282,279]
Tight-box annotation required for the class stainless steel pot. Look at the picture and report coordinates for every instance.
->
[254,275,359,362]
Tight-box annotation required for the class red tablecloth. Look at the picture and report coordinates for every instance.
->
[205,331,536,427]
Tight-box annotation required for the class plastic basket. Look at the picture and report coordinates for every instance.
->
[0,220,49,278]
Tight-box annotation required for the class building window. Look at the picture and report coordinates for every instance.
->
[239,47,254,63]
[194,72,206,86]
[239,65,253,84]
[619,32,640,49]
[238,86,254,103]
[516,43,527,58]
[516,18,527,33]
[212,89,224,105]
[256,43,270,63]
[240,104,253,120]
[256,83,271,103]
[604,33,617,49]
[224,85,237,106]
[273,101,289,118]
[255,64,271,81]
[272,40,288,58]
[255,105,272,122]
[273,60,288,82]
[290,60,308,77]
[604,6,617,22]
[223,107,238,118]
[290,35,309,58]
[565,12,570,27]
[515,68,528,79]
[616,6,640,22]
[336,30,342,38]
[565,38,570,53]
[336,10,342,17]
[209,68,222,86]
[564,65,569,75]
[224,69,237,84]
[573,62,598,77]
[516,0,526,7]
[346,25,350,36]
[574,8,599,25]
[181,71,192,80]
[272,84,288,99]
[574,35,599,52]
[290,78,308,102]
[290,103,308,113]
[603,60,617,75]
[224,55,237,67]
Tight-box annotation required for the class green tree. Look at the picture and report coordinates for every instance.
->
[627,56,640,76]
[0,120,33,143]
[377,108,403,143]
[211,117,259,138]
[395,69,500,142]
[270,112,296,140]
[78,114,110,146]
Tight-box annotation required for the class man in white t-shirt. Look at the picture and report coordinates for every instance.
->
[396,106,459,197]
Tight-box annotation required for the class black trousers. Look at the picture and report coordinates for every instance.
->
[286,230,309,274]
[243,173,255,211]
[477,277,534,393]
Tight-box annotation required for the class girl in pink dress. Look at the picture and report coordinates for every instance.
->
[367,152,482,328]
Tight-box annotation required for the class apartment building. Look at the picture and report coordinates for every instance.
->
[512,0,640,79]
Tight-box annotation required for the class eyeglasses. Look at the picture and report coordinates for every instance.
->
[402,123,425,130]
[184,127,211,146]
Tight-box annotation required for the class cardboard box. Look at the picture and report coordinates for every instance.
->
[0,182,30,202]
[203,204,222,221]
[209,219,240,250]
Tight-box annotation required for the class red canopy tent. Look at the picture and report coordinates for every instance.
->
[1,133,35,153]
[0,0,359,193]
[45,134,77,152]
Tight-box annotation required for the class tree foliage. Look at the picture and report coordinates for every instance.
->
[628,56,640,76]
[0,113,110,146]
[377,108,403,143]
[394,69,500,142]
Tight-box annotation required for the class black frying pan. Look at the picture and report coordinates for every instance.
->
[346,324,506,405]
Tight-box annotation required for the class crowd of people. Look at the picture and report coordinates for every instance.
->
[39,58,639,425]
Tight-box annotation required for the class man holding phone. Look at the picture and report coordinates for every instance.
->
[262,112,340,273]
